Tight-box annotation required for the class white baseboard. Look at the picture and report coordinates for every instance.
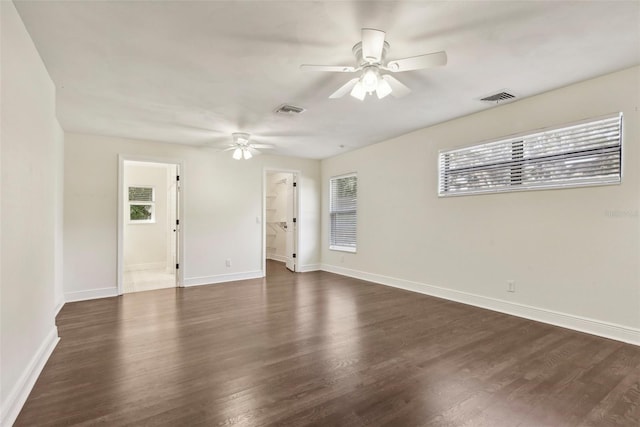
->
[298,264,321,272]
[183,270,264,287]
[54,299,65,317]
[0,327,59,427]
[65,287,119,303]
[320,264,640,346]
[124,262,165,272]
[267,254,288,263]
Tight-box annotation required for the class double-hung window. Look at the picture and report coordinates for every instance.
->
[439,113,622,196]
[329,173,357,252]
[128,186,155,223]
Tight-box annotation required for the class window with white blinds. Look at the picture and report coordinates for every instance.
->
[329,173,357,252]
[128,186,155,223]
[439,113,622,196]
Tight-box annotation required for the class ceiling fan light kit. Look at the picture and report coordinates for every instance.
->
[225,132,267,160]
[301,28,447,101]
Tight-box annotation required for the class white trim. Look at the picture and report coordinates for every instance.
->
[0,327,59,427]
[65,287,118,303]
[329,245,357,253]
[118,155,185,295]
[124,262,166,272]
[320,264,640,346]
[54,300,65,317]
[298,264,321,272]
[183,270,264,287]
[267,254,288,263]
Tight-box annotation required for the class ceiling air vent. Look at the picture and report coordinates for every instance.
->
[480,91,516,103]
[275,104,306,115]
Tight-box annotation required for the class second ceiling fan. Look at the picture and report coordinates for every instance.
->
[218,132,274,160]
[301,28,447,100]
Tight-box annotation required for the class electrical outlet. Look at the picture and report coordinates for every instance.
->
[507,280,516,293]
[226,259,232,268]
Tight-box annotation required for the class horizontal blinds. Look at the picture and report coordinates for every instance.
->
[439,113,622,196]
[129,186,154,202]
[330,174,357,250]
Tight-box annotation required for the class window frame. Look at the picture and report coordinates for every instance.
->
[128,185,156,224]
[438,113,623,197]
[329,172,358,253]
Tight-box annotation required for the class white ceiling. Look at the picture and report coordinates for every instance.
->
[14,1,640,159]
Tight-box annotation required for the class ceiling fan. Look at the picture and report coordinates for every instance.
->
[300,28,447,100]
[219,132,274,160]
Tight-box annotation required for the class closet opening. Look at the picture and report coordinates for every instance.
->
[264,170,299,274]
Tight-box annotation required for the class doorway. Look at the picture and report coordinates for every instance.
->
[119,159,181,293]
[264,170,299,273]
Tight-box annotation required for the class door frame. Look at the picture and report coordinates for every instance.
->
[263,168,301,274]
[117,154,185,295]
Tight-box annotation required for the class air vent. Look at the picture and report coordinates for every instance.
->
[275,104,306,115]
[480,91,516,103]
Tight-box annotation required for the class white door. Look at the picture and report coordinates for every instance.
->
[173,167,180,285]
[285,175,297,272]
[167,180,176,274]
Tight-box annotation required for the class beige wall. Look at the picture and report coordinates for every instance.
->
[0,2,63,424]
[321,67,640,338]
[64,133,321,299]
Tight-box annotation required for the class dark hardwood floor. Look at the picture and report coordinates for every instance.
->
[16,261,640,426]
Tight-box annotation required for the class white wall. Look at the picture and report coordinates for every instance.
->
[321,66,640,343]
[123,163,170,271]
[0,1,63,424]
[54,121,65,312]
[64,133,321,299]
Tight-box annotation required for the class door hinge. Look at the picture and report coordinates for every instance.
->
[293,182,297,187]
[293,218,297,223]
[176,219,179,225]
[176,263,179,269]
[292,253,296,258]
[176,175,180,181]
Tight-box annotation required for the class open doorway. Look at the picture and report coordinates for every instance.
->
[120,160,180,293]
[264,170,298,273]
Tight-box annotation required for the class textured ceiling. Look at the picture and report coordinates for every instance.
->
[14,1,640,159]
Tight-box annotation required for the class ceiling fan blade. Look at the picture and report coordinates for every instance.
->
[221,146,237,152]
[300,64,356,72]
[250,143,274,149]
[382,75,411,98]
[386,51,447,72]
[361,28,386,63]
[329,78,359,99]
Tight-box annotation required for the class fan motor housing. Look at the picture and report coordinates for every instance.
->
[352,41,390,65]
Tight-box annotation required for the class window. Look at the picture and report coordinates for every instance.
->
[329,173,357,252]
[439,113,622,196]
[128,186,155,223]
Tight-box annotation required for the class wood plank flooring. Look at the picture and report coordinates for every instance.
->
[16,261,640,426]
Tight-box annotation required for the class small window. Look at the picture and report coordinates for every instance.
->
[329,173,357,252]
[128,186,155,223]
[439,113,622,196]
